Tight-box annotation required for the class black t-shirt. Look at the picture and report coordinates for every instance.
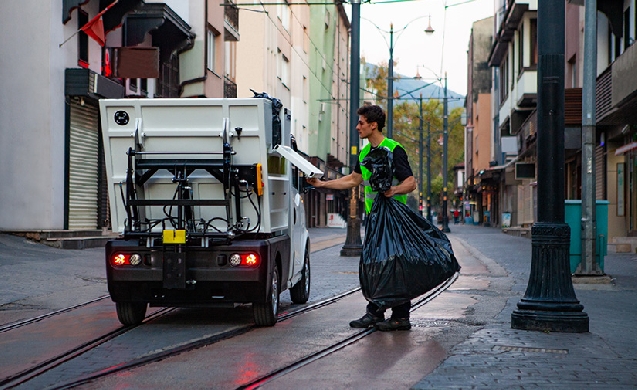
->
[355,143,413,182]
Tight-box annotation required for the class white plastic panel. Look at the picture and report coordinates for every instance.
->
[99,98,285,234]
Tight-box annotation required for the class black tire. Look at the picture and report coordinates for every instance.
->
[253,263,279,326]
[290,246,310,304]
[115,302,147,326]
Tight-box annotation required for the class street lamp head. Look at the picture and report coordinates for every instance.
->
[425,15,434,35]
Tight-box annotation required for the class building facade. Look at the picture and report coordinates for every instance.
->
[0,0,351,233]
[468,0,637,251]
[0,0,196,231]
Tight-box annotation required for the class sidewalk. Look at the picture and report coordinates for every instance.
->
[413,223,637,389]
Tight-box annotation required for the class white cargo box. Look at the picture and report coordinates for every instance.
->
[99,98,318,235]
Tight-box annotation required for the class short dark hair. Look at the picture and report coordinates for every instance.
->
[357,105,386,132]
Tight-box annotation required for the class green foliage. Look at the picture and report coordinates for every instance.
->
[364,62,465,199]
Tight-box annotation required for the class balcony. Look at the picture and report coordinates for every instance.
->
[499,69,537,135]
[517,109,537,157]
[597,42,637,126]
[224,1,240,41]
[489,0,532,66]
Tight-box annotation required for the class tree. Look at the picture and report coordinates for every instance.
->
[362,61,465,203]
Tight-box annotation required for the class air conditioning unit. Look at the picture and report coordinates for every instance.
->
[515,162,536,180]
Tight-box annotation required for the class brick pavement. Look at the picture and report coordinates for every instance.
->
[412,223,637,390]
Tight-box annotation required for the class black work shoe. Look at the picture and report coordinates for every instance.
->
[376,317,411,331]
[349,313,384,328]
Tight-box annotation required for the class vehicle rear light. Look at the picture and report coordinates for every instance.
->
[229,254,241,267]
[110,253,142,267]
[243,253,259,266]
[130,254,142,265]
[228,252,260,267]
[111,253,130,266]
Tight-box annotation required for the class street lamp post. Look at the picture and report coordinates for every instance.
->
[362,16,433,139]
[427,121,432,224]
[418,93,424,215]
[441,72,450,233]
[340,0,362,257]
[387,24,395,138]
[510,0,588,332]
[394,82,441,225]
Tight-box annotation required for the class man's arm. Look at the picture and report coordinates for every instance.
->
[383,176,416,197]
[307,172,363,190]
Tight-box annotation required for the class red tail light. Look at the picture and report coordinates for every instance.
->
[229,253,261,267]
[111,253,131,266]
[110,253,142,267]
[242,253,259,267]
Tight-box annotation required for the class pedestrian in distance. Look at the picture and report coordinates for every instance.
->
[307,104,417,331]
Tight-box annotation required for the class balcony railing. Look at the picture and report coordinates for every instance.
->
[224,1,240,41]
[517,109,537,157]
[224,77,237,98]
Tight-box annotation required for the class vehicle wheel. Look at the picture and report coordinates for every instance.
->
[116,302,147,326]
[253,263,279,326]
[290,246,310,304]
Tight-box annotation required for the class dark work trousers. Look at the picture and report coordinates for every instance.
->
[367,301,411,319]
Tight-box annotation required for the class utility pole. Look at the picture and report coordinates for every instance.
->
[427,121,432,224]
[419,94,424,215]
[340,0,362,257]
[578,0,602,275]
[441,73,450,233]
[387,23,394,139]
[511,0,589,332]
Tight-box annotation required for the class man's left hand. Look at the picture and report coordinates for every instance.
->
[383,187,397,197]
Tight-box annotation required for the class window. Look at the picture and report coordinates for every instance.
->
[225,41,236,81]
[499,59,508,102]
[279,53,290,89]
[78,10,89,68]
[278,1,290,31]
[568,56,577,88]
[530,19,538,66]
[625,8,630,50]
[518,23,524,73]
[511,39,515,91]
[207,28,218,73]
[157,54,180,98]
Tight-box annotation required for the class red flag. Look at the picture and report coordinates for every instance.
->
[79,0,118,47]
[81,15,105,46]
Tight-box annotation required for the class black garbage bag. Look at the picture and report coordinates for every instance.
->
[361,146,394,194]
[359,147,460,309]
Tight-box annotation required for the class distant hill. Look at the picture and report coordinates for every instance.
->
[363,63,465,111]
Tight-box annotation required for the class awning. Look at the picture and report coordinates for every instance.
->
[615,141,637,156]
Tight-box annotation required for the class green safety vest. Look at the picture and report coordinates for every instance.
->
[359,138,408,214]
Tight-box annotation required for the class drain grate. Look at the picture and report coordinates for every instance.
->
[494,345,568,354]
[411,319,451,328]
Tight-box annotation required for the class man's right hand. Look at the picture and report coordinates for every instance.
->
[306,177,323,188]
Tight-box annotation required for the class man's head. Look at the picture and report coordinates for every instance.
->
[357,105,386,133]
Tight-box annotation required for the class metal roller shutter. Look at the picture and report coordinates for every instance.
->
[68,98,99,230]
[595,145,605,200]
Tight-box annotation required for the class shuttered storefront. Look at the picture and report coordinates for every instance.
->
[68,98,99,230]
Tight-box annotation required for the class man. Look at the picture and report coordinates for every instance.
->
[307,105,417,331]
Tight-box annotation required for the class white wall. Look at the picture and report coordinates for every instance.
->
[0,0,70,229]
